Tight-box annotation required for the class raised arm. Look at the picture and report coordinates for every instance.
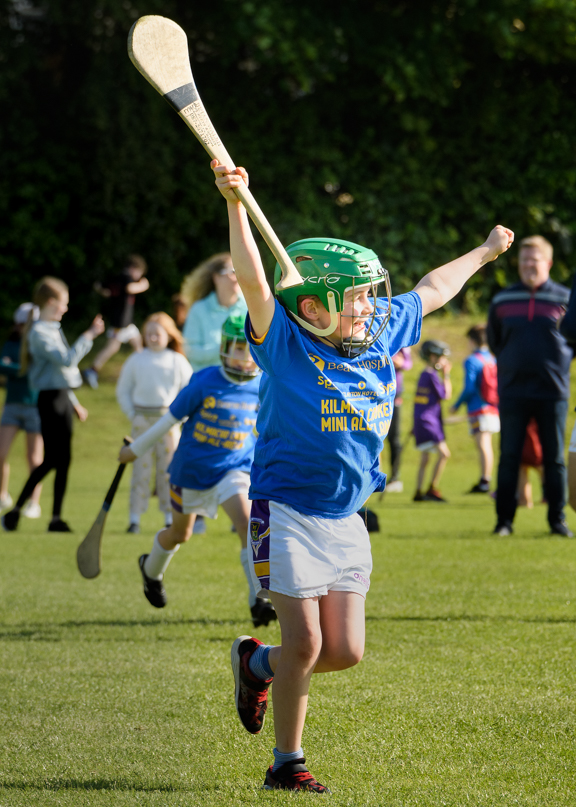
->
[211,160,275,338]
[414,226,514,317]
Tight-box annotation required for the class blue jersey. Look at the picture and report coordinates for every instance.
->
[168,365,260,490]
[247,293,422,518]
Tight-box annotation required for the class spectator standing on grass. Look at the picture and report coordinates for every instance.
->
[384,347,412,493]
[450,324,499,493]
[83,254,149,389]
[487,235,572,537]
[0,303,43,518]
[2,277,104,533]
[413,340,452,503]
[558,273,576,512]
[180,252,247,370]
[116,312,191,534]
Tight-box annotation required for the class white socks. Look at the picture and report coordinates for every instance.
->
[164,511,173,527]
[240,547,259,607]
[144,532,179,580]
[129,512,141,526]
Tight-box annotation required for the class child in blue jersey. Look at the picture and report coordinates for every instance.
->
[212,158,514,793]
[118,315,276,629]
[451,324,500,493]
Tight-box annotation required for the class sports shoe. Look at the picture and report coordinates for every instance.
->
[251,599,278,628]
[22,501,41,519]
[193,515,206,534]
[424,487,448,503]
[550,521,574,538]
[263,759,330,793]
[469,480,490,494]
[127,522,140,534]
[0,493,13,511]
[82,368,99,389]
[138,554,167,608]
[231,635,272,734]
[385,480,404,493]
[1,508,20,531]
[493,523,513,537]
[413,491,425,502]
[48,518,72,532]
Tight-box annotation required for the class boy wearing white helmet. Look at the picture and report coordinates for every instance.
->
[212,158,513,793]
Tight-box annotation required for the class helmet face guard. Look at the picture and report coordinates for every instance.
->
[220,314,260,383]
[274,238,392,358]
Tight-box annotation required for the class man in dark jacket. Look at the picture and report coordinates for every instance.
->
[488,235,573,537]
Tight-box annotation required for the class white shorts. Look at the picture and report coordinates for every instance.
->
[468,412,500,435]
[249,500,372,600]
[170,470,250,518]
[107,323,140,343]
[569,418,576,453]
[416,440,439,453]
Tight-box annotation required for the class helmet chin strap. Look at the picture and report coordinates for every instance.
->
[291,291,340,337]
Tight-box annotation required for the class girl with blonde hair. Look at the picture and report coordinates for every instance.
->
[116,312,192,533]
[2,277,104,532]
[181,252,247,369]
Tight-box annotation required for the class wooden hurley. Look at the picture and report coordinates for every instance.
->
[128,15,303,292]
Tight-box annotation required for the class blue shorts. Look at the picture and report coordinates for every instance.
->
[0,403,41,433]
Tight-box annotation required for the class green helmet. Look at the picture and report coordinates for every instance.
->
[273,237,392,357]
[220,313,259,383]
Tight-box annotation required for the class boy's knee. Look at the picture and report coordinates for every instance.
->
[323,645,364,671]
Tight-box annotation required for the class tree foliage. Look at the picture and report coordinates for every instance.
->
[1,0,576,328]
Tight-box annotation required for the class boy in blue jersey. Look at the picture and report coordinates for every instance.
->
[212,158,514,793]
[118,315,276,629]
[451,324,500,493]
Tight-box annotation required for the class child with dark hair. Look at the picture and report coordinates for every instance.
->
[84,254,149,388]
[413,340,452,502]
[451,323,500,493]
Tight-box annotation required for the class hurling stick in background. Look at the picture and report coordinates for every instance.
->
[128,15,303,292]
[76,437,132,579]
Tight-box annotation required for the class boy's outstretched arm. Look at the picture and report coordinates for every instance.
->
[414,226,514,317]
[211,160,275,338]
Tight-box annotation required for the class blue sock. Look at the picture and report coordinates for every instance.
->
[272,747,304,772]
[248,643,274,680]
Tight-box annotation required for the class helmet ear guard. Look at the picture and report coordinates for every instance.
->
[289,290,340,337]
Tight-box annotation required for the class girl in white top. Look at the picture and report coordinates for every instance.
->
[116,312,192,533]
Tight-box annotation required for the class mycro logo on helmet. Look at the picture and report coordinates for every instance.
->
[301,275,340,285]
[308,354,325,371]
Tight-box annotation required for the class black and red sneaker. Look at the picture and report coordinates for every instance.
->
[424,487,448,503]
[263,758,330,793]
[231,635,272,734]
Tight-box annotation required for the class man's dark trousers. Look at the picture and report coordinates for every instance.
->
[496,398,568,528]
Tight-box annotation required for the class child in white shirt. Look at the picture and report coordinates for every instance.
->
[116,312,191,532]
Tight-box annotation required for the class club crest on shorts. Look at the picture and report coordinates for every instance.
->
[250,518,268,556]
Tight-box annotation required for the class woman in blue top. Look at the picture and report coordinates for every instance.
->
[2,277,104,533]
[212,157,514,793]
[181,252,247,370]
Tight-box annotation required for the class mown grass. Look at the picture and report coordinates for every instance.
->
[0,317,575,806]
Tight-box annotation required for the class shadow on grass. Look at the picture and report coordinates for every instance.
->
[366,614,576,624]
[0,617,247,642]
[0,778,181,792]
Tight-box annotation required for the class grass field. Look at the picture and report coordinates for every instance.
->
[1,316,575,806]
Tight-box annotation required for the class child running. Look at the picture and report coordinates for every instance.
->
[451,324,499,493]
[413,340,452,503]
[2,277,104,532]
[118,314,276,628]
[116,312,192,534]
[211,159,513,793]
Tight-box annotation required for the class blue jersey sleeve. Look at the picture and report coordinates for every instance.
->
[246,300,299,377]
[169,375,203,420]
[385,292,423,356]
